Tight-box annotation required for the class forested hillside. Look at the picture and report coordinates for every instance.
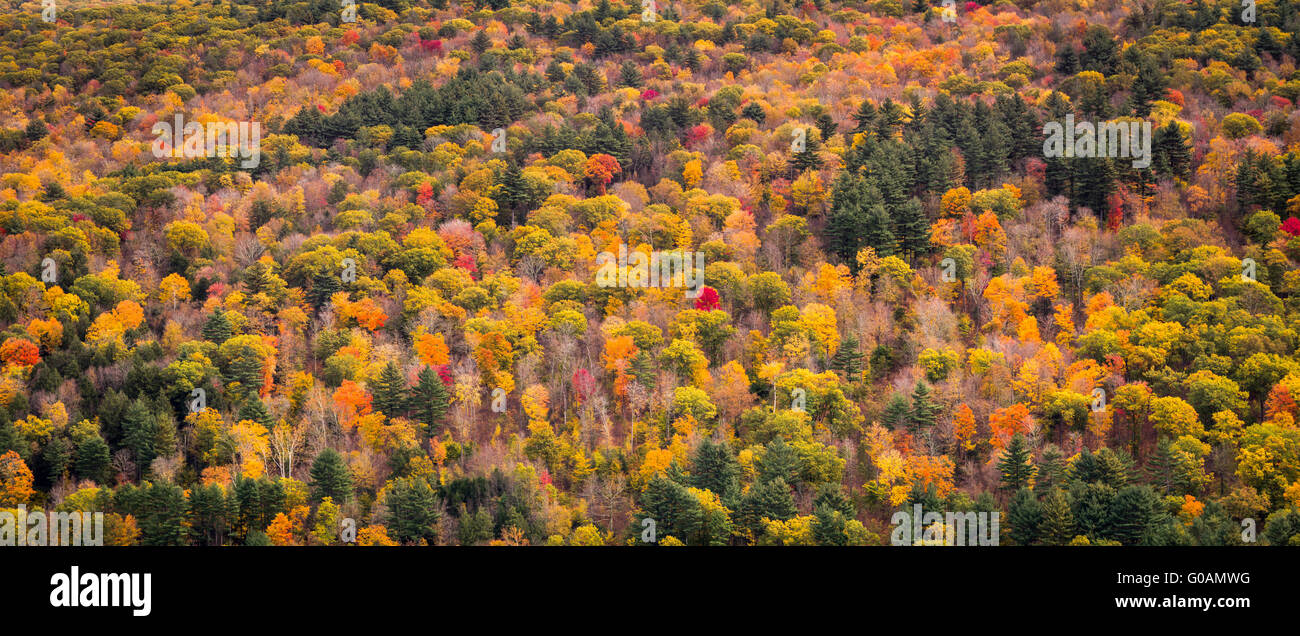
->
[2,0,1300,546]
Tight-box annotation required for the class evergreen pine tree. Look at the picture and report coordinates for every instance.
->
[1080,25,1119,75]
[1144,438,1178,495]
[585,107,631,164]
[1072,481,1118,540]
[811,504,849,546]
[470,31,492,55]
[756,437,800,485]
[638,472,703,544]
[1234,155,1265,211]
[829,334,864,379]
[690,439,741,507]
[237,399,273,427]
[283,106,327,147]
[123,399,158,479]
[75,436,111,484]
[1042,92,1073,198]
[372,361,410,418]
[307,270,342,311]
[1072,447,1133,489]
[906,93,927,133]
[332,179,353,206]
[1074,156,1117,216]
[0,417,17,458]
[411,367,451,439]
[976,109,1012,187]
[894,198,930,259]
[223,350,264,401]
[909,381,942,438]
[1055,46,1080,75]
[996,94,1040,163]
[201,312,233,343]
[1128,55,1167,117]
[1008,488,1043,546]
[233,477,261,542]
[1153,121,1191,179]
[457,504,495,546]
[738,477,797,536]
[813,482,855,517]
[188,483,229,546]
[220,484,240,544]
[1231,48,1261,80]
[683,47,702,72]
[826,173,869,262]
[876,98,904,137]
[258,478,287,531]
[997,433,1037,491]
[242,261,275,296]
[310,448,354,503]
[1036,443,1067,490]
[882,393,912,430]
[385,476,441,544]
[618,60,643,88]
[545,58,567,83]
[814,112,837,142]
[1039,488,1075,545]
[1109,485,1164,545]
[321,108,360,143]
[872,144,911,209]
[154,410,177,460]
[1079,79,1113,119]
[862,203,897,256]
[788,132,824,175]
[851,99,877,133]
[495,161,528,227]
[42,437,71,484]
[630,350,656,389]
[140,481,188,546]
[24,118,48,144]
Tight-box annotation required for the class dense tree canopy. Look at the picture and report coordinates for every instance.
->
[1,0,1300,546]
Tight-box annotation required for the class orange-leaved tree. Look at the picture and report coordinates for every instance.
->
[583,153,621,194]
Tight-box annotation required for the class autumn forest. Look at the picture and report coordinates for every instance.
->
[1,0,1300,547]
